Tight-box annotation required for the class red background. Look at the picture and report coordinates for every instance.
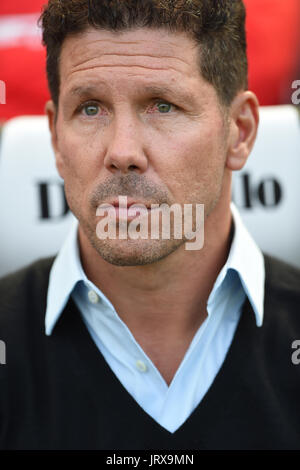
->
[0,0,299,121]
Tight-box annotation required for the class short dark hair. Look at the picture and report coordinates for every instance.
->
[40,0,248,107]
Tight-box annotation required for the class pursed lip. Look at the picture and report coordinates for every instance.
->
[101,197,152,210]
[96,197,157,221]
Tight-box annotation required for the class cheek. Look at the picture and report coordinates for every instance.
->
[159,124,226,199]
[57,124,103,182]
[56,125,105,216]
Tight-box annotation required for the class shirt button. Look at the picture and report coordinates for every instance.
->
[136,360,147,373]
[88,290,100,304]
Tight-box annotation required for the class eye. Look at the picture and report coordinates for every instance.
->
[78,102,100,117]
[156,102,173,113]
[83,103,99,116]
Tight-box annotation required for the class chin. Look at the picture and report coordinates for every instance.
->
[90,237,185,267]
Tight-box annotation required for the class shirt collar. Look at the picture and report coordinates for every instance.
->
[45,202,265,335]
[231,201,265,326]
[45,217,82,335]
[45,217,115,335]
[207,202,265,326]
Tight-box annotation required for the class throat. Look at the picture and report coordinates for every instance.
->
[132,314,208,386]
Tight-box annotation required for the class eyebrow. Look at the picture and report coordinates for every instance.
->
[67,84,196,105]
[142,85,195,105]
[69,85,100,98]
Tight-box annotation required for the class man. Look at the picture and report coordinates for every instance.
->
[0,0,300,450]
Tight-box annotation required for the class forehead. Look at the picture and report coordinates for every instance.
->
[58,27,205,95]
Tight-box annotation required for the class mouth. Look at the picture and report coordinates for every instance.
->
[99,196,154,221]
[111,197,151,209]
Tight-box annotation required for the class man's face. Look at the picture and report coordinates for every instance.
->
[50,27,230,266]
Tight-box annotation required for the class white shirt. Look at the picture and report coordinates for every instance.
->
[45,202,265,433]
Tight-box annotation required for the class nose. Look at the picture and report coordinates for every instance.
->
[103,113,148,174]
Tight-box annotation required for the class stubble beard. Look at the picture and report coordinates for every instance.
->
[80,219,187,266]
[66,166,226,267]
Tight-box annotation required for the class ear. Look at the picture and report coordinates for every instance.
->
[45,100,65,179]
[226,91,259,171]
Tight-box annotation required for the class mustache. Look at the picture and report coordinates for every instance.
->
[90,173,171,207]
